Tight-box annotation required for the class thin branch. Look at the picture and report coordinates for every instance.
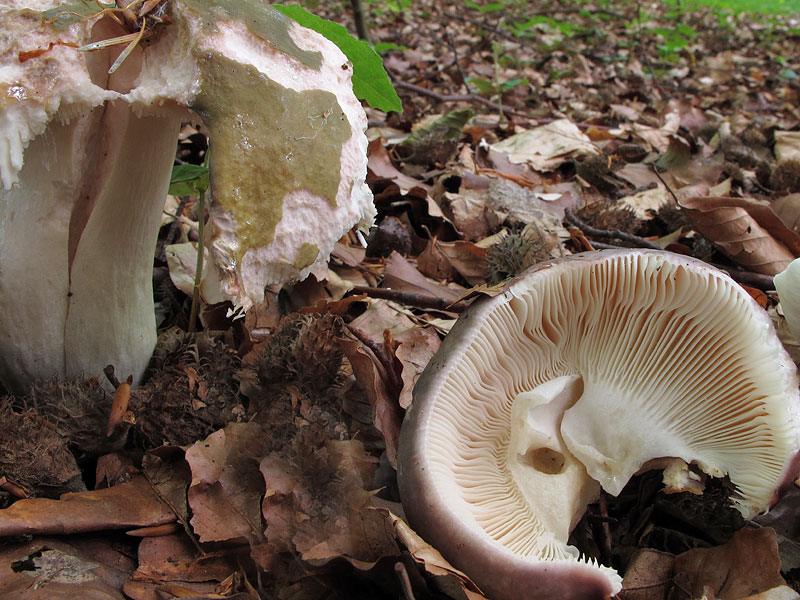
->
[391,74,623,131]
[348,285,470,313]
[564,208,664,250]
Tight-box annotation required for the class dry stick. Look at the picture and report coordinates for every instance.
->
[188,189,206,334]
[395,562,417,600]
[348,285,471,313]
[568,217,775,290]
[443,26,472,96]
[564,208,663,250]
[392,77,619,131]
[349,0,371,42]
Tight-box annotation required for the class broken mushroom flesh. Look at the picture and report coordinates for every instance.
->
[0,0,374,392]
[398,249,800,600]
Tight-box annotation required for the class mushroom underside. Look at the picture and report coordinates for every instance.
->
[400,250,800,599]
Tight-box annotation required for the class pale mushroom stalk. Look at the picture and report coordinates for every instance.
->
[775,257,800,345]
[399,249,800,600]
[0,0,374,393]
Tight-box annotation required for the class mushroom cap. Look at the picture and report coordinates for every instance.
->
[398,249,800,600]
[775,257,800,345]
[138,0,376,309]
[0,0,374,390]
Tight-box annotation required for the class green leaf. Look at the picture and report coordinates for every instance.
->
[373,42,408,53]
[273,4,402,113]
[403,108,474,149]
[467,76,496,94]
[169,164,209,197]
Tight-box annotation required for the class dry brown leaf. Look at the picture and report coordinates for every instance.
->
[619,549,675,600]
[185,422,268,543]
[260,440,398,569]
[395,327,441,409]
[339,332,403,467]
[386,510,486,600]
[671,527,786,600]
[772,194,800,233]
[679,196,800,275]
[0,537,135,600]
[384,251,467,305]
[0,477,175,537]
[132,533,239,583]
[418,239,488,286]
[367,138,426,192]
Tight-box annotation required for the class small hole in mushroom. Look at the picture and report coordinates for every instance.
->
[519,447,566,474]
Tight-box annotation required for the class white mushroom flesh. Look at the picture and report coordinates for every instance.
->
[422,250,800,574]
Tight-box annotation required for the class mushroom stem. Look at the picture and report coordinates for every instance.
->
[65,106,182,385]
[1,0,374,393]
[0,102,181,393]
[775,257,800,345]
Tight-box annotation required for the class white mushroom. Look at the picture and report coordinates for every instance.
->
[0,0,374,392]
[398,249,800,600]
[775,257,800,345]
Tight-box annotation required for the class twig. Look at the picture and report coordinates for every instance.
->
[651,167,681,204]
[188,189,206,334]
[443,26,472,95]
[392,78,620,130]
[710,263,774,291]
[349,0,371,42]
[392,78,520,114]
[348,285,470,313]
[564,208,663,251]
[395,562,417,600]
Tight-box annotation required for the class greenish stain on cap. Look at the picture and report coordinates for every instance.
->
[179,0,322,70]
[191,52,350,265]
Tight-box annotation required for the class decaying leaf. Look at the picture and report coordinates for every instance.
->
[387,509,486,600]
[619,549,675,600]
[418,239,488,285]
[490,119,599,171]
[0,477,175,537]
[679,197,800,275]
[0,537,136,600]
[185,423,267,543]
[672,528,786,600]
[260,439,398,568]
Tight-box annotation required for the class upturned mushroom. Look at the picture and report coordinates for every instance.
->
[0,0,374,393]
[398,249,800,600]
[775,257,800,345]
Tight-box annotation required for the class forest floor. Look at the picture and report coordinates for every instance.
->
[2,0,800,599]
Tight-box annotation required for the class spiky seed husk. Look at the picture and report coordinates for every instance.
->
[771,160,800,194]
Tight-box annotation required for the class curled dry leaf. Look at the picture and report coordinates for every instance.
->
[386,510,486,600]
[418,239,488,286]
[340,332,403,466]
[368,138,430,193]
[384,251,467,308]
[395,328,442,409]
[679,197,800,275]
